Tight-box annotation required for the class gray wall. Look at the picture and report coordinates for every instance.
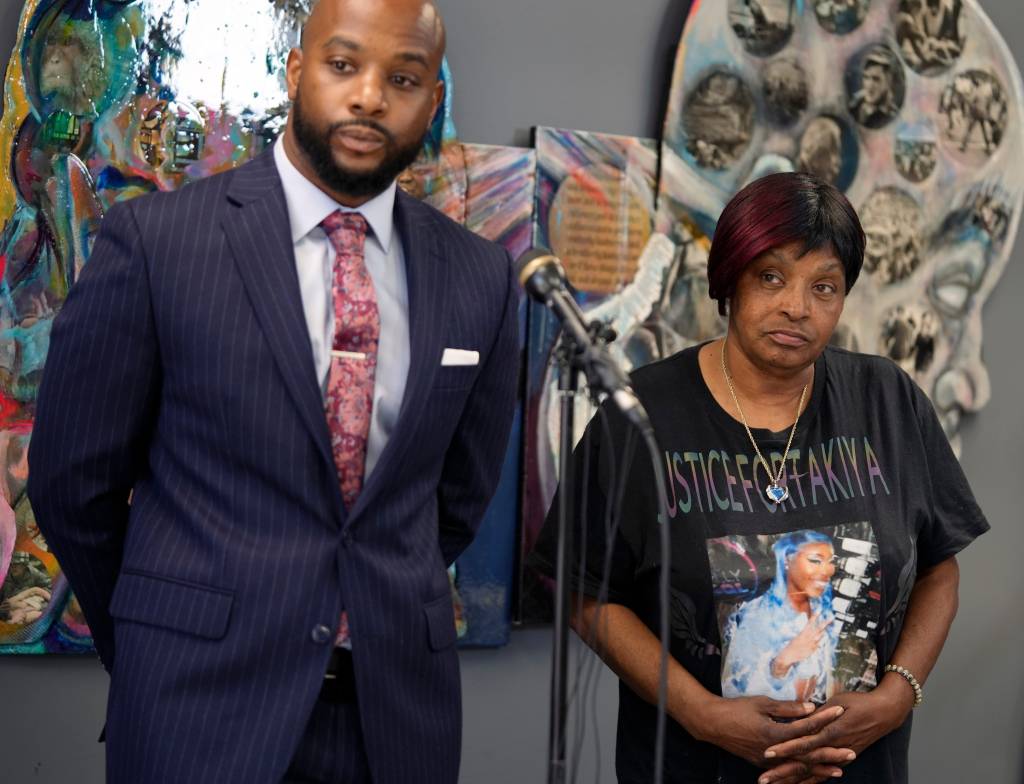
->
[1,1,1022,782]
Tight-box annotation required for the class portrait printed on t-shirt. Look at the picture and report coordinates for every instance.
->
[708,523,880,705]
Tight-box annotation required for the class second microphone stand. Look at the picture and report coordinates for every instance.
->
[547,321,617,784]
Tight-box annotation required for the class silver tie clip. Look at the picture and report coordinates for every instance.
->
[331,350,367,361]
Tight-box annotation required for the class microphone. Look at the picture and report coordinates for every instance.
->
[516,249,651,432]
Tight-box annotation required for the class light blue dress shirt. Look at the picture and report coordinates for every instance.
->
[273,137,410,480]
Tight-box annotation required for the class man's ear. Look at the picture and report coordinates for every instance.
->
[286,48,303,102]
[430,78,445,122]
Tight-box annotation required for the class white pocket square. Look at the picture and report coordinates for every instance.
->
[441,348,479,367]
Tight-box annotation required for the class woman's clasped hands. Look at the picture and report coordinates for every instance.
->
[683,694,864,784]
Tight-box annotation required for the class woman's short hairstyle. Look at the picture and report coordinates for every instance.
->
[707,172,866,315]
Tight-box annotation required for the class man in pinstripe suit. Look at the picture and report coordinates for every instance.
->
[27,1,519,781]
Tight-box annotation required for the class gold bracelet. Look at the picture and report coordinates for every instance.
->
[884,663,923,707]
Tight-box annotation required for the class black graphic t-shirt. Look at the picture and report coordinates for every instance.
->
[529,345,988,784]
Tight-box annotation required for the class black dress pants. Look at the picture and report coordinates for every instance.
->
[283,649,371,783]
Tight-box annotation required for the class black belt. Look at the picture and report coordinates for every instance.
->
[321,647,357,704]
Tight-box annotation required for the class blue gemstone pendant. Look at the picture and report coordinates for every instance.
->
[766,483,789,504]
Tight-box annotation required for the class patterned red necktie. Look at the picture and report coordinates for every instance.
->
[320,211,378,649]
[321,210,378,509]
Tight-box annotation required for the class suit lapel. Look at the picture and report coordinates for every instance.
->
[222,151,342,519]
[349,191,449,522]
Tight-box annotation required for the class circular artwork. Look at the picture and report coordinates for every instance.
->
[625,0,1024,459]
[895,0,965,76]
[762,59,809,127]
[682,70,756,169]
[796,114,859,190]
[547,164,652,295]
[894,122,939,182]
[938,69,1009,163]
[860,187,923,284]
[813,0,872,35]
[846,44,906,129]
[727,0,796,58]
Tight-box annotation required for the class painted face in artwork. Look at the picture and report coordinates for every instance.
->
[861,65,888,105]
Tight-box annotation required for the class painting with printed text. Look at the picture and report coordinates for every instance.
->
[519,126,658,622]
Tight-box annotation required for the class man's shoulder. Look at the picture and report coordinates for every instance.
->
[117,155,267,220]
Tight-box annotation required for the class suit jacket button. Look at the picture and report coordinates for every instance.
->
[311,624,332,645]
[341,531,353,548]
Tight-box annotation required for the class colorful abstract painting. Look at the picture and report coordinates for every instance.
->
[452,143,535,645]
[0,0,532,652]
[1,0,309,653]
[519,127,658,622]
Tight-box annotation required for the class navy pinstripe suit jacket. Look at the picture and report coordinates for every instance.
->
[27,149,519,784]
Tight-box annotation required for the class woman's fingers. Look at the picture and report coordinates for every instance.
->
[763,699,817,720]
[758,761,843,784]
[769,704,845,739]
[758,760,810,784]
[798,747,857,765]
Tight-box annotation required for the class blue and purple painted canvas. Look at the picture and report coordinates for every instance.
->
[519,127,658,622]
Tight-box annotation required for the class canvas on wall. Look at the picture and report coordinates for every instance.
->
[0,0,533,652]
[519,127,658,622]
[448,142,535,646]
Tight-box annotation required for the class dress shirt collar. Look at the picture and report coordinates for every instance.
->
[273,135,396,253]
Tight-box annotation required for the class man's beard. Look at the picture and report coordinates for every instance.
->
[290,89,425,200]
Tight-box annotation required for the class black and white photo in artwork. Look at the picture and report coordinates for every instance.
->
[683,70,756,169]
[882,303,938,374]
[813,0,872,36]
[896,0,965,76]
[860,186,923,284]
[846,44,906,129]
[762,58,809,126]
[797,116,844,185]
[728,0,796,57]
[894,133,938,182]
[939,69,1009,163]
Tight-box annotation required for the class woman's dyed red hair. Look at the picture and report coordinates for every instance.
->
[707,172,866,315]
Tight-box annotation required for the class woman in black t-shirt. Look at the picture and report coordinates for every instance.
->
[530,172,987,784]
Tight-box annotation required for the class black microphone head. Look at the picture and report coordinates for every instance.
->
[515,248,566,302]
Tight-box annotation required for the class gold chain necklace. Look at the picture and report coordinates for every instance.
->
[720,337,808,504]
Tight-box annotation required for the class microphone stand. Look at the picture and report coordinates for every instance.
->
[547,321,617,784]
[517,251,670,784]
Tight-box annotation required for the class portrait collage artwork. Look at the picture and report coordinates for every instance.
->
[1,0,1021,652]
